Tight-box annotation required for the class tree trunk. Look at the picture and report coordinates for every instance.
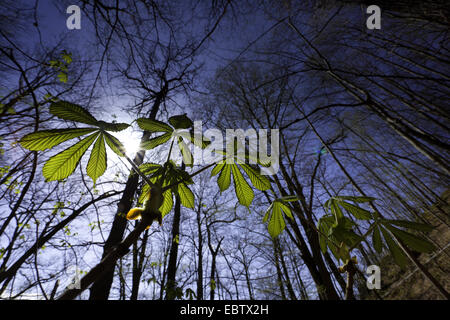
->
[165,194,182,300]
[196,206,204,300]
[89,88,166,300]
[130,229,149,300]
[273,240,287,300]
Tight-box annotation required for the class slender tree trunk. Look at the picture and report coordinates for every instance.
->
[221,249,240,299]
[273,247,287,300]
[290,257,310,300]
[209,250,219,300]
[165,194,182,300]
[244,264,254,300]
[275,239,297,300]
[130,229,149,300]
[274,243,287,300]
[196,206,204,300]
[207,225,223,300]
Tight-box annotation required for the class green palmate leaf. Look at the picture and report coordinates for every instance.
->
[327,242,338,261]
[139,163,162,175]
[331,225,363,248]
[96,121,130,132]
[380,226,408,269]
[338,243,351,263]
[264,199,297,238]
[19,128,97,151]
[173,167,194,185]
[168,114,193,129]
[381,219,434,232]
[324,198,332,214]
[372,225,383,254]
[317,215,337,255]
[278,201,294,219]
[140,132,172,150]
[58,72,68,83]
[341,216,356,230]
[50,101,98,125]
[263,203,273,223]
[318,214,360,261]
[318,219,329,254]
[43,132,99,181]
[217,164,231,192]
[176,130,211,149]
[239,163,271,191]
[326,234,341,261]
[330,199,344,222]
[178,183,195,209]
[211,162,225,177]
[338,201,372,220]
[139,183,151,204]
[137,118,173,133]
[178,137,193,167]
[61,51,72,64]
[231,164,254,207]
[268,202,285,238]
[246,152,271,167]
[160,189,174,217]
[333,196,376,203]
[104,132,126,157]
[385,225,435,253]
[86,133,107,184]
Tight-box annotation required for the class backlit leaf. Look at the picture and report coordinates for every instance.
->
[137,118,173,133]
[211,162,225,177]
[139,183,151,205]
[231,164,254,207]
[178,183,195,209]
[333,196,376,203]
[268,202,285,238]
[168,114,193,129]
[380,226,408,269]
[160,189,174,217]
[97,121,130,132]
[178,137,193,167]
[385,225,435,253]
[86,133,107,184]
[338,201,372,220]
[217,164,231,192]
[372,225,383,254]
[19,128,97,151]
[104,132,126,157]
[140,132,172,150]
[50,101,98,125]
[139,163,162,175]
[240,163,271,191]
[381,219,434,232]
[278,201,293,219]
